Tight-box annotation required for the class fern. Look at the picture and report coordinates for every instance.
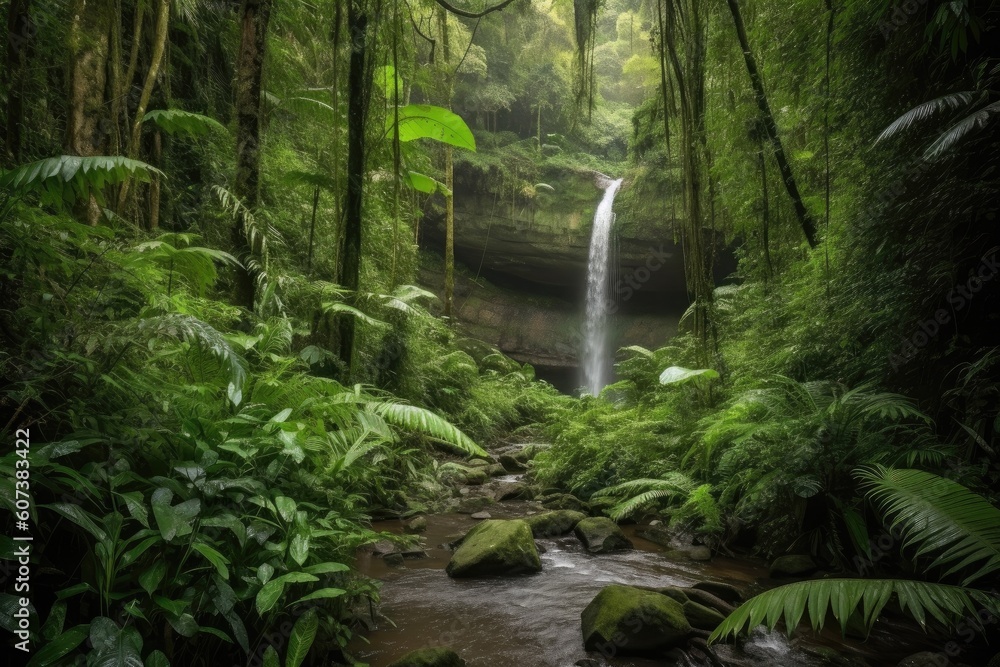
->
[0,155,163,206]
[143,109,227,137]
[366,401,487,457]
[875,91,978,143]
[594,473,696,520]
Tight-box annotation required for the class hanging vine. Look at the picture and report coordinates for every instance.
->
[573,0,600,123]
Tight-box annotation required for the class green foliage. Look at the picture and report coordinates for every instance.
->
[0,156,162,207]
[390,105,477,152]
[143,109,227,137]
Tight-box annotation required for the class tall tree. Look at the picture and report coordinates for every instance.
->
[66,0,113,224]
[233,0,274,310]
[725,0,818,248]
[437,5,456,318]
[339,0,377,372]
[3,0,33,162]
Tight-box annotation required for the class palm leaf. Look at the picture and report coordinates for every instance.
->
[143,109,227,137]
[0,155,162,206]
[710,579,996,642]
[924,100,1000,159]
[875,92,978,143]
[856,466,1000,585]
[367,402,486,457]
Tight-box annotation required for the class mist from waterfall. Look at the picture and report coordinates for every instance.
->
[583,178,623,396]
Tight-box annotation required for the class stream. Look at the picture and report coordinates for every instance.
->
[351,469,943,667]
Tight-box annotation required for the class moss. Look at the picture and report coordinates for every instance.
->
[446,519,541,577]
[581,585,690,653]
[573,517,632,553]
[524,510,587,538]
[387,647,467,667]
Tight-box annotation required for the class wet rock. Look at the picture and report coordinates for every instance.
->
[649,519,662,526]
[540,492,589,513]
[654,586,689,605]
[524,510,587,538]
[587,496,617,517]
[769,554,818,578]
[639,524,674,548]
[464,468,488,486]
[575,660,601,667]
[405,516,428,533]
[485,463,507,477]
[581,584,691,654]
[446,519,542,577]
[470,511,491,520]
[495,481,530,501]
[897,653,950,667]
[683,600,726,631]
[683,587,734,616]
[686,546,712,561]
[465,458,492,468]
[499,454,527,472]
[387,647,467,667]
[574,517,633,553]
[457,495,495,514]
[691,581,743,605]
[371,540,396,555]
[384,552,405,567]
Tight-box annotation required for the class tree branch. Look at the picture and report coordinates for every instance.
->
[431,0,521,19]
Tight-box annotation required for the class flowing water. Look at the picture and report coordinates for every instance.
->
[351,486,938,667]
[583,178,623,396]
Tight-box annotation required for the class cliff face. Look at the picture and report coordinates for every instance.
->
[418,161,724,392]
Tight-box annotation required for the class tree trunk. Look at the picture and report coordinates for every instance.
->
[150,130,162,229]
[724,0,818,248]
[4,0,34,162]
[437,6,455,318]
[339,1,373,373]
[66,0,112,224]
[233,0,273,311]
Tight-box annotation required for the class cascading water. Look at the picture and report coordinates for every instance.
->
[582,177,623,395]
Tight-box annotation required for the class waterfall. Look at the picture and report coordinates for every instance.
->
[583,177,623,395]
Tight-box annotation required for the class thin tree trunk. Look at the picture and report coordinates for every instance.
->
[725,0,817,248]
[759,149,771,279]
[233,0,273,311]
[118,0,171,211]
[66,0,112,224]
[307,185,319,274]
[150,130,162,229]
[340,1,373,372]
[437,5,455,318]
[4,0,34,162]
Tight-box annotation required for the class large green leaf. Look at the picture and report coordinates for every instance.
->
[0,155,162,206]
[857,466,1000,585]
[150,488,201,541]
[286,609,319,667]
[709,578,998,643]
[27,624,90,667]
[389,104,476,151]
[659,366,720,385]
[404,171,451,196]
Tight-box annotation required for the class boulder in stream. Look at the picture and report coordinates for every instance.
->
[405,516,427,533]
[499,454,527,472]
[574,517,633,553]
[896,652,950,667]
[682,600,726,631]
[540,492,590,513]
[446,519,542,577]
[387,647,467,667]
[524,510,587,538]
[581,584,691,655]
[769,554,818,578]
[456,495,494,514]
[690,581,743,604]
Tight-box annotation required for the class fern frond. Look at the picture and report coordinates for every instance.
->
[0,155,163,206]
[366,402,487,457]
[924,100,1000,159]
[856,466,1000,585]
[143,109,227,137]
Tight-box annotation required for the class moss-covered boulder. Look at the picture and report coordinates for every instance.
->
[683,600,725,631]
[769,554,817,578]
[456,495,495,514]
[581,585,691,654]
[653,586,689,605]
[524,510,587,538]
[464,468,488,485]
[446,519,542,577]
[495,481,530,501]
[574,517,633,553]
[540,493,589,513]
[387,647,467,667]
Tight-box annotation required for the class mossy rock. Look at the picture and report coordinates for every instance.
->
[457,495,495,514]
[587,496,617,517]
[465,458,493,469]
[540,493,589,513]
[524,510,587,538]
[465,468,488,485]
[769,554,817,578]
[896,653,950,667]
[574,517,633,553]
[405,516,428,533]
[683,587,734,616]
[683,600,725,631]
[485,463,507,477]
[495,481,530,501]
[387,647,467,667]
[498,454,527,472]
[446,519,542,577]
[581,585,691,654]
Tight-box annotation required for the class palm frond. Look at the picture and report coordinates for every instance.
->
[0,155,163,206]
[924,100,1000,159]
[875,92,978,143]
[856,466,1000,585]
[710,579,997,643]
[366,402,487,457]
[143,109,227,137]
